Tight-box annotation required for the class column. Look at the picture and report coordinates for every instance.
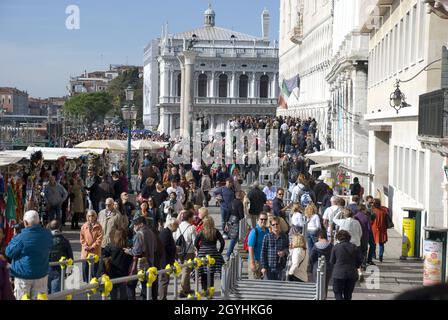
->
[271,73,277,99]
[209,72,215,98]
[250,73,256,98]
[169,114,174,134]
[170,70,175,97]
[180,51,197,136]
[177,55,186,136]
[230,72,236,98]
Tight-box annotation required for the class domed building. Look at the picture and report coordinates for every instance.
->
[143,4,279,134]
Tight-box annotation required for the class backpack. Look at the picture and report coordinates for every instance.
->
[243,227,258,252]
[175,225,193,260]
[49,235,69,263]
[300,190,313,207]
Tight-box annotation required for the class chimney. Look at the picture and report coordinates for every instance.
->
[262,8,270,41]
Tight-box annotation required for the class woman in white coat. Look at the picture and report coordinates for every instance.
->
[288,234,309,282]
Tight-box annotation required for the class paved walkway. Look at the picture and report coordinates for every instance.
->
[350,229,423,300]
[63,194,424,300]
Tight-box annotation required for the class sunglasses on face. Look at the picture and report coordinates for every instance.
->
[271,223,279,226]
[278,193,284,196]
[259,218,267,221]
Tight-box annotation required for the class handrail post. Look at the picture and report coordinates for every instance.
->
[60,266,66,292]
[321,259,327,300]
[221,265,227,300]
[174,270,178,300]
[207,265,211,294]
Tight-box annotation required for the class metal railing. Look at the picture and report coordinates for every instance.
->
[21,256,217,300]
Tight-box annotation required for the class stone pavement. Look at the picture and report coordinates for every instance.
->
[63,194,424,300]
[350,229,423,300]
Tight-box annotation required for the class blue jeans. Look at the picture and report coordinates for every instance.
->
[373,243,385,259]
[226,239,238,259]
[48,267,62,294]
[265,270,282,281]
[220,207,231,231]
[48,205,61,222]
[367,231,376,262]
[307,231,318,252]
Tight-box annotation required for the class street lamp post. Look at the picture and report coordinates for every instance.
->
[122,85,137,194]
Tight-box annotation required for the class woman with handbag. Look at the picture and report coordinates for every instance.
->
[371,198,389,262]
[98,229,133,300]
[288,234,308,282]
[225,191,246,260]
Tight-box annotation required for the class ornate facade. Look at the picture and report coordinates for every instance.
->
[143,5,279,134]
[277,0,333,145]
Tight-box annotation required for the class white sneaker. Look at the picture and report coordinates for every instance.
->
[223,234,229,240]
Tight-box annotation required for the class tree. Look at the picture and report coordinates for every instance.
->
[107,67,143,126]
[64,92,113,124]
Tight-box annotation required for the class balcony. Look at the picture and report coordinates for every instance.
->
[159,96,277,106]
[165,46,279,59]
[417,89,448,155]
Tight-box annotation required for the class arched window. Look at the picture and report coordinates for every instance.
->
[219,74,228,97]
[239,74,248,98]
[198,74,208,97]
[177,74,182,97]
[259,75,269,98]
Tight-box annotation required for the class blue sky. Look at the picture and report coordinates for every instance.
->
[0,0,279,98]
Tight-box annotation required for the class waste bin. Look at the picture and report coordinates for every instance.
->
[423,227,448,286]
[400,207,423,260]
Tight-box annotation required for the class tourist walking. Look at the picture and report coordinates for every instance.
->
[287,234,308,282]
[330,230,363,300]
[371,198,389,262]
[194,217,225,293]
[260,216,289,281]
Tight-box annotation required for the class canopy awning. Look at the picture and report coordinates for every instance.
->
[0,157,22,167]
[309,161,341,174]
[75,140,127,152]
[27,147,104,158]
[0,147,103,163]
[305,149,360,164]
[309,161,374,178]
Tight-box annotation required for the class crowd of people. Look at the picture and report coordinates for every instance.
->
[0,115,392,301]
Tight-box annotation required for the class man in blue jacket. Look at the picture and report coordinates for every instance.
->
[6,210,53,300]
[214,178,235,236]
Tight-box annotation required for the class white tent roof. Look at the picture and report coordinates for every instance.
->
[0,157,22,167]
[75,140,127,152]
[309,160,374,178]
[0,147,103,164]
[305,149,360,164]
[132,140,168,150]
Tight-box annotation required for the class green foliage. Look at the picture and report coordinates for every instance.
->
[64,92,113,123]
[107,67,143,125]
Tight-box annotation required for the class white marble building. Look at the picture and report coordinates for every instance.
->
[326,0,371,185]
[277,0,333,145]
[143,5,279,134]
[360,0,448,242]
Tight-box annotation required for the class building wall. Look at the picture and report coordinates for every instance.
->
[278,0,333,145]
[362,0,448,239]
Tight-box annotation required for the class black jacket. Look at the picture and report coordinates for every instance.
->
[49,233,73,264]
[247,188,267,215]
[307,241,333,281]
[314,182,329,204]
[330,240,363,280]
[159,228,176,267]
[98,244,133,278]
